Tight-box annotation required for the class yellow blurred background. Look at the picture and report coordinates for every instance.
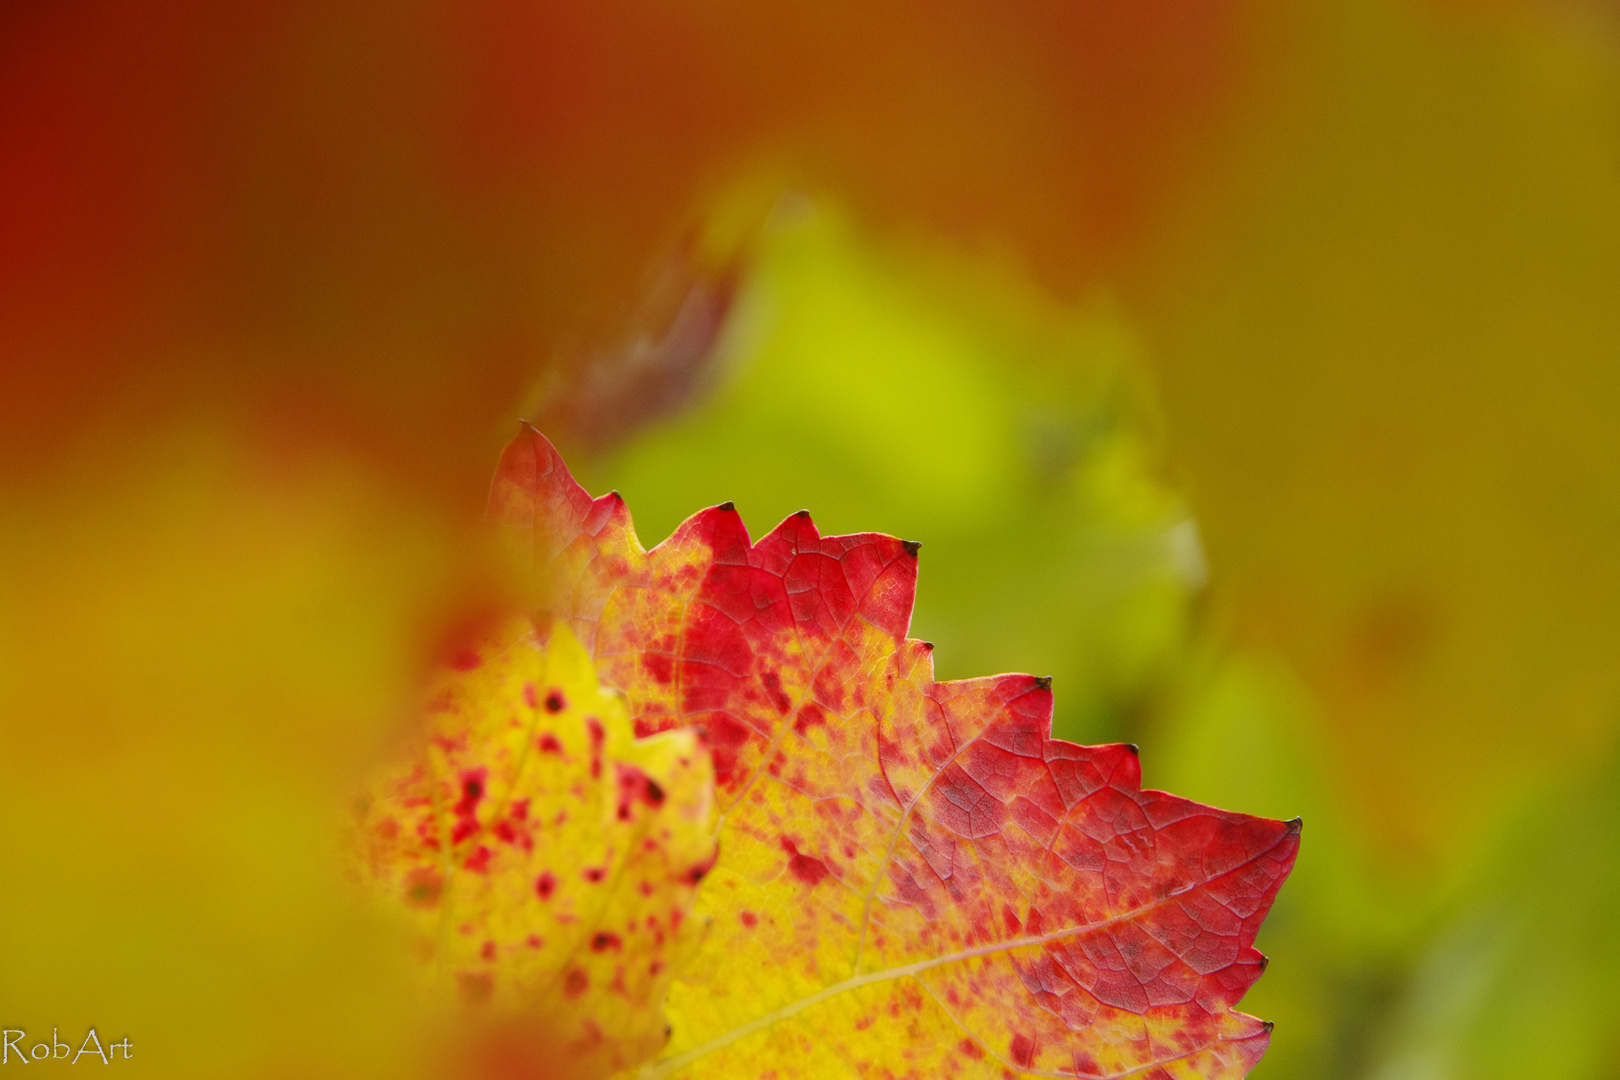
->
[3,0,1619,1076]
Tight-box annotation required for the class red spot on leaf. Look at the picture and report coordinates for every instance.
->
[740,910,757,927]
[615,764,667,823]
[590,932,622,952]
[643,652,674,684]
[449,648,482,672]
[535,872,556,899]
[587,717,604,778]
[538,732,562,754]
[686,850,717,885]
[463,846,492,874]
[793,701,827,735]
[451,767,487,843]
[584,866,606,883]
[1010,1034,1036,1068]
[480,940,496,961]
[703,713,751,786]
[760,670,791,713]
[545,690,566,713]
[959,1039,984,1060]
[781,838,829,887]
[563,968,588,998]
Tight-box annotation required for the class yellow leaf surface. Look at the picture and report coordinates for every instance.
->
[350,617,715,1079]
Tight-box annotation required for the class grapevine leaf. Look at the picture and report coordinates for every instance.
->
[351,616,715,1078]
[491,424,1300,1080]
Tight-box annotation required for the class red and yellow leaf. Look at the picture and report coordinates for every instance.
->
[489,424,1300,1080]
[351,615,715,1078]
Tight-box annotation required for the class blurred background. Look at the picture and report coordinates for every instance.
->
[3,0,1620,1076]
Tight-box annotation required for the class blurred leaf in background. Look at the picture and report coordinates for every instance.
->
[1368,757,1620,1080]
[572,201,1201,751]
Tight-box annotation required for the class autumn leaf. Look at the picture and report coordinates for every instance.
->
[350,615,715,1079]
[488,424,1300,1080]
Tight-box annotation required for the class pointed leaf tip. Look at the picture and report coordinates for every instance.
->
[902,539,921,556]
[1124,742,1140,756]
[716,500,735,512]
[1033,675,1052,690]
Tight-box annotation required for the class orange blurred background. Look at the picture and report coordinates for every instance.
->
[0,0,1238,486]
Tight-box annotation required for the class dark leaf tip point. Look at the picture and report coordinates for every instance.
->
[902,539,922,557]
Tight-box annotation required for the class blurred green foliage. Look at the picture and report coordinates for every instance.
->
[577,204,1196,748]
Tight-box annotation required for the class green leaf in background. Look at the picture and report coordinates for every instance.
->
[1363,756,1620,1080]
[574,202,1197,748]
